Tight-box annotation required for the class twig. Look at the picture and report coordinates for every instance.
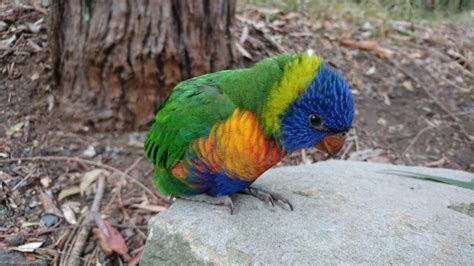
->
[118,188,148,240]
[130,245,145,255]
[339,39,394,59]
[0,222,70,239]
[12,171,34,191]
[340,140,354,160]
[300,149,310,164]
[109,222,148,230]
[0,222,146,239]
[60,215,84,266]
[353,128,360,151]
[120,157,143,183]
[68,176,106,266]
[263,33,287,53]
[403,125,433,156]
[423,46,474,79]
[0,156,158,200]
[388,59,472,141]
[424,156,447,167]
[104,157,144,212]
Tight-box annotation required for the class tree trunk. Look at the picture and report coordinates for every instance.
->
[50,0,238,131]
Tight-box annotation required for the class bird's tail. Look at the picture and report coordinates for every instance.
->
[153,167,204,196]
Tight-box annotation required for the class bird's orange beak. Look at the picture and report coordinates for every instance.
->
[315,136,345,156]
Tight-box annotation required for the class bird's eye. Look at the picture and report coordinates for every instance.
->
[308,114,323,128]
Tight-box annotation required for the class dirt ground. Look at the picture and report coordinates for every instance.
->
[1,2,473,265]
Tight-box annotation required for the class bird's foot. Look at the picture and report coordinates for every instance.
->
[241,187,294,211]
[177,194,234,214]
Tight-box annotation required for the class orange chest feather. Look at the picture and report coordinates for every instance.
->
[192,109,285,181]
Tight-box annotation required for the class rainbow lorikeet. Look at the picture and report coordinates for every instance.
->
[145,52,354,213]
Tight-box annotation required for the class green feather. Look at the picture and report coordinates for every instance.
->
[144,53,296,170]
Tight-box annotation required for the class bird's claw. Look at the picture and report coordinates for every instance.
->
[244,187,293,211]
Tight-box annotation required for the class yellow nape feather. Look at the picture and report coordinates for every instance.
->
[262,53,323,135]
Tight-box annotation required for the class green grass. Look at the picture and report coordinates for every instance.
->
[379,170,474,191]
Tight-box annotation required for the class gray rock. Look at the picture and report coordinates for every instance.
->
[141,161,474,265]
[361,21,374,31]
[0,21,8,32]
[82,145,96,158]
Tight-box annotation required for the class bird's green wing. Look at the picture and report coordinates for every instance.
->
[144,76,237,169]
[144,53,296,169]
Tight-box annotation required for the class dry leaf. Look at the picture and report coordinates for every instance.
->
[35,248,58,257]
[40,176,51,188]
[365,66,376,75]
[6,122,24,137]
[320,38,333,50]
[402,80,414,91]
[339,39,394,59]
[240,26,249,44]
[131,204,167,213]
[40,190,63,218]
[61,204,78,225]
[0,35,16,50]
[11,242,43,253]
[80,169,109,195]
[128,250,143,266]
[94,220,131,260]
[235,42,252,60]
[58,185,80,201]
[31,72,40,81]
[47,95,54,112]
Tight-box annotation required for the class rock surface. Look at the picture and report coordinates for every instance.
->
[141,161,474,265]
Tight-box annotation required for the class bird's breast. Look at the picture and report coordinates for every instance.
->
[192,108,285,181]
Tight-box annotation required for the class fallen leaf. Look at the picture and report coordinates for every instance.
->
[402,80,414,91]
[128,250,143,266]
[408,52,422,59]
[21,222,41,228]
[235,42,253,60]
[11,242,43,253]
[58,185,80,201]
[339,39,394,59]
[40,176,51,188]
[61,204,78,225]
[47,95,54,111]
[320,38,333,50]
[377,117,387,126]
[31,72,40,81]
[80,169,109,195]
[424,156,447,167]
[40,190,63,218]
[240,26,249,44]
[382,92,391,105]
[35,248,58,257]
[0,35,16,50]
[25,18,43,33]
[6,122,25,137]
[82,145,96,158]
[365,66,376,75]
[131,204,167,213]
[94,219,131,260]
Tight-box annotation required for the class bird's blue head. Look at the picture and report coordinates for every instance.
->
[281,63,354,154]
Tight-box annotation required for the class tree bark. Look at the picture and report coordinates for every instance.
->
[50,0,238,131]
